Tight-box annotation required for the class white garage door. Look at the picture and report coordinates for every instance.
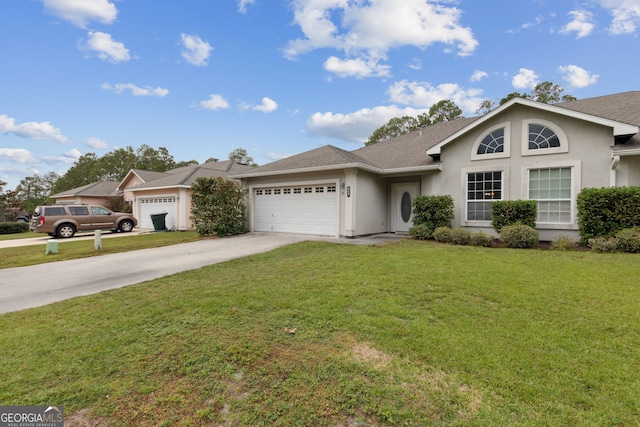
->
[139,196,177,230]
[254,184,338,236]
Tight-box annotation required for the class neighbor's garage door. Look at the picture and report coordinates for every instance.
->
[139,196,177,230]
[254,184,338,236]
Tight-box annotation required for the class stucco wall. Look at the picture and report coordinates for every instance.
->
[353,170,387,235]
[430,105,617,240]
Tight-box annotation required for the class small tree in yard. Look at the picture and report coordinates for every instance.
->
[191,177,247,237]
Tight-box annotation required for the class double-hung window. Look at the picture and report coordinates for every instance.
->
[467,171,503,221]
[528,167,572,223]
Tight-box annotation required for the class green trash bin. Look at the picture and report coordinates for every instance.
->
[150,212,168,231]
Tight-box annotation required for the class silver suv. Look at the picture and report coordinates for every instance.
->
[30,204,137,238]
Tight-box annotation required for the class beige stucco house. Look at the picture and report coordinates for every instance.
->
[120,160,254,230]
[232,91,640,241]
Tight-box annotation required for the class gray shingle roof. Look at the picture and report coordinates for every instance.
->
[557,91,640,127]
[51,181,119,198]
[130,160,255,190]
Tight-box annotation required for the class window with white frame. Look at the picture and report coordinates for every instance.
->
[471,122,510,160]
[467,171,503,221]
[522,119,568,156]
[528,167,572,223]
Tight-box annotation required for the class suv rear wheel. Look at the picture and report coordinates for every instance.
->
[56,224,76,238]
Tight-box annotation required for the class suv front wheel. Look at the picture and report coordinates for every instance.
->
[119,219,134,233]
[56,224,76,239]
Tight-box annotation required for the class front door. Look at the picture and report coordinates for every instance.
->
[393,183,419,233]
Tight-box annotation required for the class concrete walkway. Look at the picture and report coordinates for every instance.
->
[0,232,406,314]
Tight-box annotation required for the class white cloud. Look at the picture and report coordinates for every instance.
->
[598,0,640,34]
[284,0,478,77]
[238,0,256,14]
[324,56,391,78]
[41,0,117,28]
[387,80,484,114]
[0,114,69,143]
[512,68,539,90]
[558,65,599,88]
[82,31,130,63]
[42,148,82,165]
[470,70,488,82]
[198,94,230,110]
[181,34,212,66]
[307,105,426,143]
[102,83,169,97]
[251,97,278,113]
[85,137,109,149]
[0,148,35,164]
[560,10,595,38]
[306,79,488,143]
[264,152,293,161]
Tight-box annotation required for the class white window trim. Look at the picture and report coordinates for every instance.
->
[522,119,569,156]
[461,165,510,227]
[471,122,511,161]
[521,160,581,229]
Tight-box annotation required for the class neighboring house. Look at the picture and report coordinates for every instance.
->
[51,181,120,206]
[231,91,640,240]
[119,160,255,230]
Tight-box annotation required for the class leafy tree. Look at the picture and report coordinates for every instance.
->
[53,145,198,193]
[205,157,220,163]
[190,177,247,237]
[365,100,464,146]
[0,180,24,221]
[427,100,463,124]
[229,148,257,166]
[496,82,576,107]
[15,172,60,212]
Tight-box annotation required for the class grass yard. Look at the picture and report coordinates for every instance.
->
[1,240,639,426]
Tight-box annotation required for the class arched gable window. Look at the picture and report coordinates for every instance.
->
[471,122,510,160]
[478,128,504,154]
[522,119,568,156]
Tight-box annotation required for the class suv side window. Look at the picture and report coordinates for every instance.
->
[69,206,90,215]
[44,207,67,216]
[91,206,110,215]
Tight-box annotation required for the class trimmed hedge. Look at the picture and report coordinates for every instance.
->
[491,200,537,232]
[0,222,30,235]
[500,224,539,249]
[409,195,454,239]
[577,186,640,241]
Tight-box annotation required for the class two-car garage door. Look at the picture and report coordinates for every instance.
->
[254,183,338,236]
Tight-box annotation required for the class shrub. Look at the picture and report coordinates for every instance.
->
[409,224,432,240]
[551,235,577,251]
[588,237,619,253]
[615,227,640,253]
[577,186,640,241]
[500,224,539,249]
[432,226,452,243]
[450,228,471,245]
[491,200,537,232]
[0,222,29,235]
[412,195,454,229]
[190,177,247,237]
[469,230,494,247]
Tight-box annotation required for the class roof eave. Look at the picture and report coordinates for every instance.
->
[127,184,192,192]
[231,162,442,179]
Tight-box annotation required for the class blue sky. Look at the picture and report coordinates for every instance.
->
[1,0,639,190]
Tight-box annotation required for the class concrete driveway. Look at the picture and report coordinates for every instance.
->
[0,232,406,314]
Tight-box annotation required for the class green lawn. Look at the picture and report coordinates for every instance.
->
[0,231,201,269]
[1,240,638,426]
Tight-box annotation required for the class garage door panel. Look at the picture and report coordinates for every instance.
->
[139,197,177,230]
[254,184,337,236]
